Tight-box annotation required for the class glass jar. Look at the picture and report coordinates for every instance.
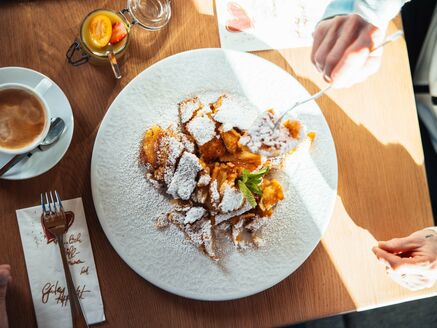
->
[66,0,171,79]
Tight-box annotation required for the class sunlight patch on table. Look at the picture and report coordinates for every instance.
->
[191,0,215,16]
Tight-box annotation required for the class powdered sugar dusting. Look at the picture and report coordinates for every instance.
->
[186,115,217,146]
[179,97,201,123]
[213,96,259,132]
[219,184,244,213]
[184,207,206,224]
[242,111,304,157]
[246,216,267,231]
[197,173,211,187]
[209,180,220,208]
[180,134,195,153]
[167,152,202,200]
[215,202,252,225]
[159,135,185,185]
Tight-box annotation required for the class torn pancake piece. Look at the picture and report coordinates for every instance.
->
[186,114,217,146]
[167,151,202,200]
[179,96,202,124]
[239,110,307,157]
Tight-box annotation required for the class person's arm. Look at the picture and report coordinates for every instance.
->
[372,229,437,291]
[312,0,409,87]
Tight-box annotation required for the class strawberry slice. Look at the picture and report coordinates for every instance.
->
[110,22,128,45]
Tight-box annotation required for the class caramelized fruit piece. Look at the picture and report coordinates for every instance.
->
[210,95,224,112]
[142,125,163,168]
[221,129,241,154]
[210,163,239,189]
[259,179,284,214]
[199,138,227,162]
[307,131,316,142]
[88,14,112,49]
[219,148,262,170]
[110,22,128,44]
[283,119,302,139]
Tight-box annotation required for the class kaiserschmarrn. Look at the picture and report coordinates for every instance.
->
[139,95,314,261]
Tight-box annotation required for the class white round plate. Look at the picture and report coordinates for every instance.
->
[91,49,338,301]
[0,67,74,180]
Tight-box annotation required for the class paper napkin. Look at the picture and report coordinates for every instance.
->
[16,197,105,328]
[215,0,331,51]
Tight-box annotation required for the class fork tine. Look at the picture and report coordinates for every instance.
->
[45,192,52,213]
[41,193,46,215]
[55,190,63,210]
[50,191,57,212]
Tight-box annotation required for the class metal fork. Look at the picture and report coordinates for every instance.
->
[41,191,89,328]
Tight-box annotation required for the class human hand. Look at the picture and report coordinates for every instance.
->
[0,264,11,328]
[311,14,384,88]
[372,229,437,291]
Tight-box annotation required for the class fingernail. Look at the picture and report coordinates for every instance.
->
[316,63,322,73]
[323,74,332,83]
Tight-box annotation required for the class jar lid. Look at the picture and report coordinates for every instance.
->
[127,0,171,30]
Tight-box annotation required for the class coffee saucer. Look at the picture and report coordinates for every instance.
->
[0,67,74,180]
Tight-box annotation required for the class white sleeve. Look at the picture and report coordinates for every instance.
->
[354,0,410,30]
[322,0,410,31]
[424,227,437,234]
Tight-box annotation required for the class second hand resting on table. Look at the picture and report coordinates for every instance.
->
[373,230,437,291]
[311,1,437,290]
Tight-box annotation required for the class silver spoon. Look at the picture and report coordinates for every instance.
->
[273,30,404,129]
[0,117,66,176]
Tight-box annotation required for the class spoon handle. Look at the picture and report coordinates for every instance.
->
[107,50,122,80]
[274,84,332,129]
[0,154,27,177]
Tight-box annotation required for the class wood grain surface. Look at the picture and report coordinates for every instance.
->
[0,1,435,327]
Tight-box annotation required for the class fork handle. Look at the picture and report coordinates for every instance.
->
[56,235,89,328]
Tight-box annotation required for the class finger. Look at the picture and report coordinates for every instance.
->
[313,18,342,72]
[372,247,425,270]
[329,38,371,88]
[0,265,10,271]
[337,25,382,83]
[311,21,330,67]
[373,246,402,268]
[379,236,422,254]
[322,16,364,79]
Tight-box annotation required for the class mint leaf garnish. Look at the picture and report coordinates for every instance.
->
[237,167,270,207]
[238,180,257,208]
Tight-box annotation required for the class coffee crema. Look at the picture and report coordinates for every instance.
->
[0,88,46,150]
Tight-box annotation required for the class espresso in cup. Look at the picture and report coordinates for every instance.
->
[0,88,47,152]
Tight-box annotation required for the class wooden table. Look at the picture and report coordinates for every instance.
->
[0,1,435,327]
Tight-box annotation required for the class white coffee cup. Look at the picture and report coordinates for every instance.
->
[0,79,52,155]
